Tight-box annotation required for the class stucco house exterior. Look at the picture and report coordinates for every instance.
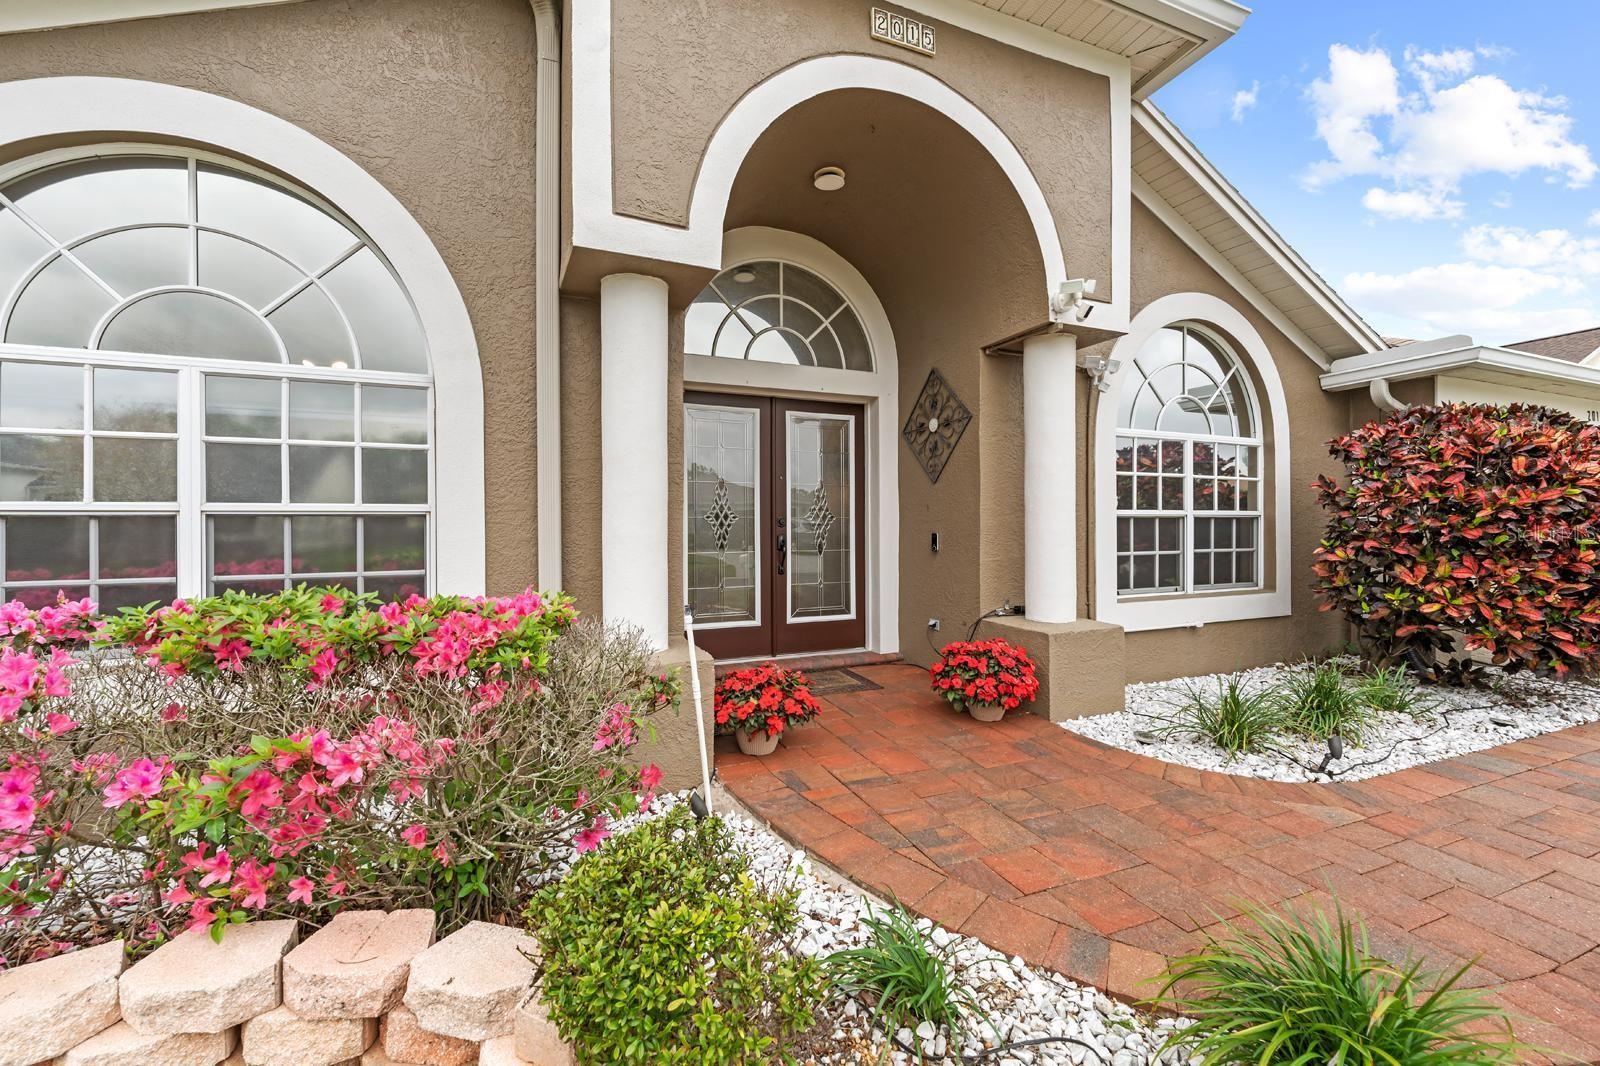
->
[0,0,1594,778]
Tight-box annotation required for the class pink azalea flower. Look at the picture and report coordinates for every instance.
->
[401,823,429,849]
[44,712,76,736]
[638,764,664,792]
[319,593,346,613]
[573,815,612,855]
[160,702,188,723]
[287,876,314,906]
[234,858,274,910]
[101,758,172,809]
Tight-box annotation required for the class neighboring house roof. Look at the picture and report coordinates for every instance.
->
[1320,336,1600,406]
[1130,101,1389,366]
[1504,326,1600,365]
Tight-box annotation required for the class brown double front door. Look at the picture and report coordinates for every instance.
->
[685,392,866,660]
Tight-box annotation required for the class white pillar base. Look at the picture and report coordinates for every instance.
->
[1022,331,1078,624]
[599,273,670,650]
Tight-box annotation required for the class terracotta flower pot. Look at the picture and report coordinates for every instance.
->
[737,728,780,756]
[968,702,1006,723]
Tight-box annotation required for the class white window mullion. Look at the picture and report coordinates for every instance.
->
[175,367,205,598]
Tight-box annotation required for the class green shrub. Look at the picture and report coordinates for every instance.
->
[1159,675,1283,758]
[525,808,826,1064]
[1279,662,1371,743]
[1152,902,1522,1065]
[827,902,985,1051]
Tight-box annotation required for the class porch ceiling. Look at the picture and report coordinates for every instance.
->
[964,0,1249,95]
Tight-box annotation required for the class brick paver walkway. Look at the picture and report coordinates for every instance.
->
[718,663,1600,1062]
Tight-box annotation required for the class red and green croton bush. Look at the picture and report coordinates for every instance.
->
[1313,402,1600,682]
[0,587,676,966]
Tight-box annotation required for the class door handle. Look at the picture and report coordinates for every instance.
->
[776,533,786,576]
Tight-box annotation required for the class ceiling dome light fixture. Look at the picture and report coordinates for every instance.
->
[812,166,846,192]
[731,266,757,283]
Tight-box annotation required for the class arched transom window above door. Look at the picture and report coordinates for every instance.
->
[0,149,432,608]
[1113,323,1263,598]
[686,260,874,372]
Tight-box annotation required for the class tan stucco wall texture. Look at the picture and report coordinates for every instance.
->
[0,0,544,597]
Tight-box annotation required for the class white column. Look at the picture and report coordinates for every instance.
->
[600,273,670,649]
[1022,331,1078,623]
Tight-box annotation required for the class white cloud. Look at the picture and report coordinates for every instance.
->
[1362,186,1464,221]
[1342,261,1593,341]
[1591,210,1600,227]
[1404,46,1477,92]
[1230,81,1260,123]
[1461,224,1600,273]
[1304,43,1596,218]
[1304,45,1401,188]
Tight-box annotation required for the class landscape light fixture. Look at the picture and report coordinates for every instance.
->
[812,166,846,191]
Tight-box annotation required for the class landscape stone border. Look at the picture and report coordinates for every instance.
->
[0,913,575,1066]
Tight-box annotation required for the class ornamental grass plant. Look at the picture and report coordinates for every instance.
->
[1152,901,1523,1065]
[826,901,987,1055]
[1158,673,1283,758]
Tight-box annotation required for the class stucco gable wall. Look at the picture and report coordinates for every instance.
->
[606,0,1115,300]
[0,0,542,596]
[1085,199,1347,682]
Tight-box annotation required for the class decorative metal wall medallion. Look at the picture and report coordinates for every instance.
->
[704,478,739,552]
[902,369,971,483]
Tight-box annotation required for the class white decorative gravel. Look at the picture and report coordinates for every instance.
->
[637,792,1195,1066]
[1062,659,1600,783]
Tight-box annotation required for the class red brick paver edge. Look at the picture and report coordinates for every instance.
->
[719,664,1600,1064]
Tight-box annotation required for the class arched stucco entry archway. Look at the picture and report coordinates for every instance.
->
[0,75,486,594]
[569,28,1072,316]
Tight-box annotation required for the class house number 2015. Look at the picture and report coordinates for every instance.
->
[871,8,936,56]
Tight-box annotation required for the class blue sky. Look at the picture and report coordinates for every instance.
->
[1153,0,1600,345]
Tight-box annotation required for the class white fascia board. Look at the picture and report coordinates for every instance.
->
[1133,175,1330,370]
[1135,102,1388,355]
[1320,344,1600,393]
[0,0,303,34]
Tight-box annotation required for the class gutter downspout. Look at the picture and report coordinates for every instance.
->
[1369,377,1407,413]
[531,0,563,592]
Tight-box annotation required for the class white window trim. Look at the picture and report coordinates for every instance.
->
[0,78,485,595]
[1094,292,1291,631]
[682,227,899,655]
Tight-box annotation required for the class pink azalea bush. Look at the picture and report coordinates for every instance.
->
[0,587,677,963]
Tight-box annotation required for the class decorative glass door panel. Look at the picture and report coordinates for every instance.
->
[686,403,760,626]
[686,393,865,660]
[786,413,854,622]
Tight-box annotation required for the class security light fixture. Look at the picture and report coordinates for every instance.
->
[1078,352,1121,393]
[813,166,846,191]
[1050,277,1097,323]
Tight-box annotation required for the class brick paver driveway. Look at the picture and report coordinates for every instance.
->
[718,663,1600,1062]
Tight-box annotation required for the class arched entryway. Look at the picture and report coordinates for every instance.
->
[682,227,897,660]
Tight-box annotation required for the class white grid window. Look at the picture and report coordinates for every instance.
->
[1114,324,1262,597]
[0,149,432,605]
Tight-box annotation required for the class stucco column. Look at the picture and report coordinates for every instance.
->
[1022,331,1078,623]
[600,273,670,649]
